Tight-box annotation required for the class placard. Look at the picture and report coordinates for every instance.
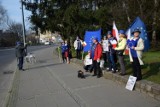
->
[125,75,137,91]
[85,59,92,65]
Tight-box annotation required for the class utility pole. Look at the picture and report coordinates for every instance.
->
[21,0,26,45]
[21,0,27,54]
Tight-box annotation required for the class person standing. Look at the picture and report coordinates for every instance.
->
[74,36,83,59]
[60,42,66,63]
[115,30,127,76]
[107,31,118,73]
[102,36,109,64]
[91,37,103,78]
[64,40,70,64]
[15,41,27,71]
[127,29,144,81]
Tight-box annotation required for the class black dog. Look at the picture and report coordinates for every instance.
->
[77,70,85,79]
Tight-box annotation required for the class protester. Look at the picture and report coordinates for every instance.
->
[74,36,83,59]
[91,37,103,78]
[60,42,66,63]
[107,31,118,73]
[15,41,27,71]
[127,28,144,81]
[115,30,127,76]
[64,40,70,64]
[83,51,93,72]
[102,36,109,64]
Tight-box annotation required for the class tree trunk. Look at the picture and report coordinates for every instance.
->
[152,0,158,47]
[122,1,130,23]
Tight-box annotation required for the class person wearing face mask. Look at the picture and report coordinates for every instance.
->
[115,30,127,76]
[127,28,144,81]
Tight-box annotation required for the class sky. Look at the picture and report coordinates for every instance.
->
[1,0,31,29]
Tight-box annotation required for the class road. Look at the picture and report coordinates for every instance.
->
[0,45,53,73]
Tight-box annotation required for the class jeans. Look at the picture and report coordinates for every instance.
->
[18,57,24,70]
[108,53,117,72]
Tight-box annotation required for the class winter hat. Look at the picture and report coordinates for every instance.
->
[118,30,125,35]
[107,31,112,35]
[132,28,141,34]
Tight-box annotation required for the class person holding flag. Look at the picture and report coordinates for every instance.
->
[107,31,118,73]
[127,28,144,81]
[115,30,127,76]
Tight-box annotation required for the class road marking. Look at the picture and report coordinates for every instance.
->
[0,48,14,52]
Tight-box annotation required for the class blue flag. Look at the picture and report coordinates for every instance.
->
[83,29,101,52]
[129,17,150,51]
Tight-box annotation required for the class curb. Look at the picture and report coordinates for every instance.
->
[70,58,160,101]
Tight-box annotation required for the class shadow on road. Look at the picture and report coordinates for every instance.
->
[25,63,63,71]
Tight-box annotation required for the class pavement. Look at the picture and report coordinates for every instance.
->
[11,46,160,107]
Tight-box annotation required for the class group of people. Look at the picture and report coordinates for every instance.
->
[60,40,71,64]
[15,28,144,81]
[83,28,144,80]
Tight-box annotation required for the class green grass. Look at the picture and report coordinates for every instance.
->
[124,51,160,84]
[58,46,160,84]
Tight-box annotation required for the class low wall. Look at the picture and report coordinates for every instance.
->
[70,58,160,101]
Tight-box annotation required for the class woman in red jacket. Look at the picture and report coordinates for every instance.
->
[91,37,103,78]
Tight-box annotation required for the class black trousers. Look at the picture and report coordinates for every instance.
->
[132,57,142,80]
[83,65,93,72]
[18,57,24,70]
[76,49,81,59]
[61,52,66,62]
[93,60,102,76]
[103,52,108,63]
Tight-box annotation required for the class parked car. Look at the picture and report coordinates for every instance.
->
[44,41,50,45]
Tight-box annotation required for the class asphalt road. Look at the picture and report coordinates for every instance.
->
[0,45,54,73]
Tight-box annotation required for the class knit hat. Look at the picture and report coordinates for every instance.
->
[132,28,141,34]
[118,30,125,35]
[107,31,112,35]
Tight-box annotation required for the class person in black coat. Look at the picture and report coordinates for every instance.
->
[15,41,27,71]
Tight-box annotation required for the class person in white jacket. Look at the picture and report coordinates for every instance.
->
[83,51,93,72]
[127,28,144,81]
[74,36,83,59]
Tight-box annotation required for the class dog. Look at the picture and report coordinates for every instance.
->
[77,70,85,79]
[25,53,36,64]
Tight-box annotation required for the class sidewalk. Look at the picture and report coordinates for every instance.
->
[0,59,17,107]
[14,47,160,107]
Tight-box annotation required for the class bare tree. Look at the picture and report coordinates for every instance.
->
[0,2,7,29]
[7,21,23,37]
